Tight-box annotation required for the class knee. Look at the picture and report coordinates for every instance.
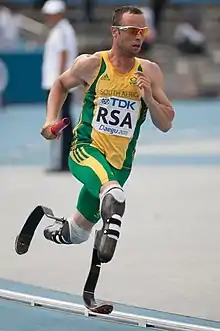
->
[99,183,126,221]
[100,182,126,202]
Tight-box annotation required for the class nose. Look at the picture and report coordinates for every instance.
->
[135,32,142,41]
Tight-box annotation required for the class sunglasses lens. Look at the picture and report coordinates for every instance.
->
[127,27,137,35]
[142,28,148,37]
[128,27,148,37]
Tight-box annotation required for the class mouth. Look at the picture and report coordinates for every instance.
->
[132,44,141,51]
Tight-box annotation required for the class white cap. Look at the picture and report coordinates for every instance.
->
[42,0,66,15]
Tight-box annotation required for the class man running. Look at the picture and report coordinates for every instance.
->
[40,5,175,263]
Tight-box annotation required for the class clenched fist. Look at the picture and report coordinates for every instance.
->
[40,120,60,140]
[135,71,152,102]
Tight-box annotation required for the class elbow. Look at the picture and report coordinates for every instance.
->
[161,121,172,132]
[51,77,61,90]
[162,109,175,132]
[153,119,172,133]
[54,77,68,94]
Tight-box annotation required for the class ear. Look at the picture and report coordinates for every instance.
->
[111,26,118,38]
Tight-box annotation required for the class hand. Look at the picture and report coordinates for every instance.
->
[40,119,60,140]
[135,71,153,102]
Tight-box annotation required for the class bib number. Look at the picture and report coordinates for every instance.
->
[92,97,140,138]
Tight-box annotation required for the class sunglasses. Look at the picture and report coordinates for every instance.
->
[113,25,148,37]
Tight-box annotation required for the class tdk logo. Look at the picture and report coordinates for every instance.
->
[111,97,136,110]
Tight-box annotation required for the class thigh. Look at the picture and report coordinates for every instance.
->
[76,185,100,224]
[75,165,131,225]
[68,144,116,198]
[112,166,131,188]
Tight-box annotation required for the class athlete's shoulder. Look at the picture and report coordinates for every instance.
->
[71,51,108,85]
[69,52,101,84]
[73,52,101,69]
[73,50,110,69]
[137,58,163,77]
[137,57,160,70]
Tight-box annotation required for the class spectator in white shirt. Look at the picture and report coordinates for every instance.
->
[173,11,206,56]
[41,0,78,172]
[0,6,22,49]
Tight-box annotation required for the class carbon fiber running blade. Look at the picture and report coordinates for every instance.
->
[15,205,54,255]
[83,248,113,315]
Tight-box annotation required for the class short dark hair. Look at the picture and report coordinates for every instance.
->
[112,6,143,26]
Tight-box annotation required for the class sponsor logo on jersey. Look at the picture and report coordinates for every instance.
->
[101,73,110,81]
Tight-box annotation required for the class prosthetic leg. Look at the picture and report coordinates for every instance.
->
[15,185,126,315]
[83,185,125,314]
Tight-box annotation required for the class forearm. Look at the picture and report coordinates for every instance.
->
[146,97,174,132]
[46,79,68,121]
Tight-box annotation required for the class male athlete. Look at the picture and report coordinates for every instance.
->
[41,6,175,263]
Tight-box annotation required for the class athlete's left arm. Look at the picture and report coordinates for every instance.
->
[137,62,175,132]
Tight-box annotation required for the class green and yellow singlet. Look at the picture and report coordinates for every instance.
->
[71,50,148,170]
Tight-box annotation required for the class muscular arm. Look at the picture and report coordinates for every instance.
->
[46,53,100,122]
[142,61,175,132]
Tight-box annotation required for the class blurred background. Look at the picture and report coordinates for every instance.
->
[1,0,220,103]
[1,0,220,326]
[0,0,220,168]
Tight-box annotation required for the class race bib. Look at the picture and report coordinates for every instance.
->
[92,96,140,138]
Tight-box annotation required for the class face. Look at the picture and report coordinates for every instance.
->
[44,13,61,28]
[112,12,148,57]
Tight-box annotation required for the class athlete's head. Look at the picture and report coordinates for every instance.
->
[111,6,148,57]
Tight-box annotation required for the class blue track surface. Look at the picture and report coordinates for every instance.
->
[1,278,220,331]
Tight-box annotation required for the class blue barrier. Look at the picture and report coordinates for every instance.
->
[0,49,45,104]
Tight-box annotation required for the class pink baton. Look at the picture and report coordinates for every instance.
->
[50,118,70,135]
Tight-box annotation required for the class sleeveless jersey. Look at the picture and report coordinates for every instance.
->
[71,50,148,170]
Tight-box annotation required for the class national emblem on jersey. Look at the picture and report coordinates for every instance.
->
[129,76,137,86]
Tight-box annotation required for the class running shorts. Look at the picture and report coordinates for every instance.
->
[68,144,131,224]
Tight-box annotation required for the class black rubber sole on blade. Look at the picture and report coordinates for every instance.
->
[15,234,32,255]
[87,303,114,315]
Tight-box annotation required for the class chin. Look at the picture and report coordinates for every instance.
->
[123,49,135,57]
[129,49,140,57]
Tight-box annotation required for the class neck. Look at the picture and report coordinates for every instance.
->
[51,17,64,27]
[108,45,135,73]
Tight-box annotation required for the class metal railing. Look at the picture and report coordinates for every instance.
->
[0,289,219,331]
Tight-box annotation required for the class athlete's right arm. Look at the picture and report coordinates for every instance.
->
[41,53,100,139]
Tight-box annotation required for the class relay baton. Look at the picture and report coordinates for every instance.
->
[50,117,70,136]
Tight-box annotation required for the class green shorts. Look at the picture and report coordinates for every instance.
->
[68,144,131,224]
